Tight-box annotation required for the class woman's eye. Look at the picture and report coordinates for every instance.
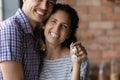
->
[50,20,56,24]
[62,24,68,29]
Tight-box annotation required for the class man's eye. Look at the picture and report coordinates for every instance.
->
[47,1,56,6]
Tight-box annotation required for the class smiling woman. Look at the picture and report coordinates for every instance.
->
[39,3,89,80]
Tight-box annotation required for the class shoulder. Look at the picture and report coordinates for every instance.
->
[0,16,18,28]
[0,9,23,31]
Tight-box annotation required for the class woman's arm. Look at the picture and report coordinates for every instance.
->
[71,62,81,80]
[0,61,23,80]
[70,42,88,80]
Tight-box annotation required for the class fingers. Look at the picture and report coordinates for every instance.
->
[70,42,87,62]
[71,41,81,47]
[76,46,87,56]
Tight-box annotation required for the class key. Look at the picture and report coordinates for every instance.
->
[71,46,78,61]
[71,54,78,62]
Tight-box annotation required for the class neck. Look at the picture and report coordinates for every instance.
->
[45,44,69,60]
[29,20,41,32]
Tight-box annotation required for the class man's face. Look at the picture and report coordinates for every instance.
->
[22,0,57,26]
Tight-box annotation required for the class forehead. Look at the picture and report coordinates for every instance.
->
[52,10,70,19]
[50,10,71,24]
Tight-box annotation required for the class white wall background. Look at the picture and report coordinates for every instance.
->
[3,0,19,20]
[0,0,3,21]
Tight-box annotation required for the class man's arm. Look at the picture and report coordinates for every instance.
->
[0,61,23,80]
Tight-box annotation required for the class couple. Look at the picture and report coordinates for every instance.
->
[0,0,89,80]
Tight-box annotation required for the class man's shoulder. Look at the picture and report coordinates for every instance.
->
[0,9,29,34]
[0,17,18,31]
[0,9,24,30]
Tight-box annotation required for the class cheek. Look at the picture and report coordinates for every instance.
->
[62,31,70,39]
[44,30,47,38]
[45,23,53,29]
[44,26,50,35]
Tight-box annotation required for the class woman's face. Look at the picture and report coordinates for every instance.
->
[44,10,71,46]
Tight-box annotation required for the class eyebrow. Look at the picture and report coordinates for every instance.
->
[51,18,57,20]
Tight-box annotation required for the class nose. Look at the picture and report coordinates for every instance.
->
[53,24,61,32]
[39,0,47,10]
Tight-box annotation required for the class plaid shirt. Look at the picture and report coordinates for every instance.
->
[0,9,41,80]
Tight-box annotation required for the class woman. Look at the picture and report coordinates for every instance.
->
[39,3,89,80]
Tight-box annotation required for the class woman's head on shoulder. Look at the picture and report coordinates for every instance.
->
[52,3,79,48]
[43,3,79,48]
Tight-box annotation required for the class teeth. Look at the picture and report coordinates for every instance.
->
[36,10,44,15]
[50,32,59,38]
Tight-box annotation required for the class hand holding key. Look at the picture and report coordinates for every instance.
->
[70,42,87,63]
[71,46,78,62]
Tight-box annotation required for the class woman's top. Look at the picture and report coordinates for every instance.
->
[39,54,89,80]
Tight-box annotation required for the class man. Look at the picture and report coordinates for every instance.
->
[0,0,57,80]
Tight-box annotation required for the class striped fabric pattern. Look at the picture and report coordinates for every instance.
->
[39,54,89,80]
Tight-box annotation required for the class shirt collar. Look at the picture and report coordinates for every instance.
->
[15,8,33,35]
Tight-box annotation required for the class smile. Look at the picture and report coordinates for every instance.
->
[50,32,59,38]
[37,10,44,15]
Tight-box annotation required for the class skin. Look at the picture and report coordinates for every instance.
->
[22,0,57,31]
[43,10,87,80]
[43,10,71,59]
[44,10,70,47]
[70,42,87,80]
[0,61,23,80]
[0,0,57,80]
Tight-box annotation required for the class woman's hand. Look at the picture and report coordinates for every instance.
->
[70,41,87,65]
[70,41,88,80]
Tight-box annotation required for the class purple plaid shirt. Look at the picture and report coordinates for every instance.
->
[0,9,41,80]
